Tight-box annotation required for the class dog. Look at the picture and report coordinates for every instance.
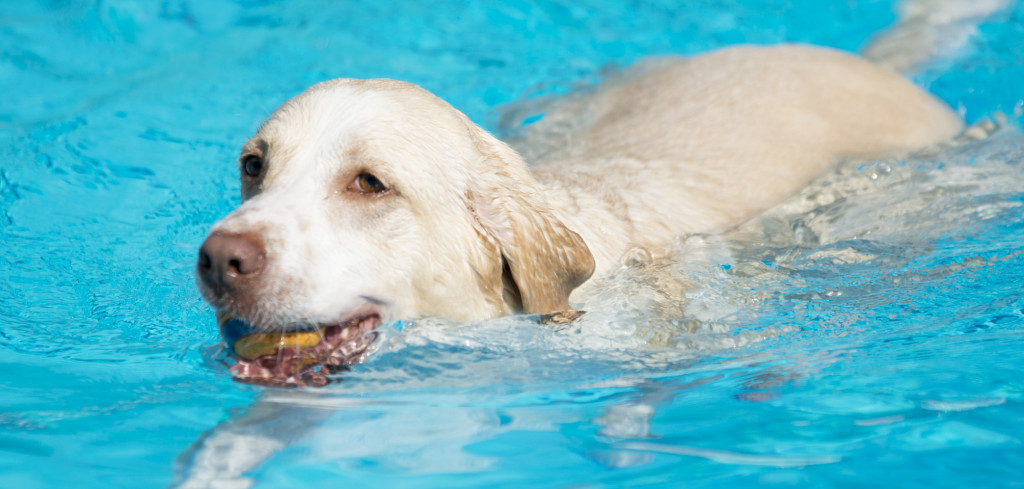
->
[196,44,962,382]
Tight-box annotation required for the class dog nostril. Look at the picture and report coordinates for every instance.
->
[228,258,244,275]
[197,250,211,270]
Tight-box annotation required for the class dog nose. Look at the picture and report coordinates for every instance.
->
[197,232,266,290]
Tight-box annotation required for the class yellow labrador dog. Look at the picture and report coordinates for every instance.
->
[196,44,961,382]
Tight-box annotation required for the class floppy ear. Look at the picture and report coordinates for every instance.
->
[464,127,595,314]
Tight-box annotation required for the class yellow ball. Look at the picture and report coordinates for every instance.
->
[217,312,325,361]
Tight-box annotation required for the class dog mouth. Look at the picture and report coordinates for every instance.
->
[218,311,380,387]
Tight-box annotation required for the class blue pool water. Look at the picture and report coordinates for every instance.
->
[2,1,1023,488]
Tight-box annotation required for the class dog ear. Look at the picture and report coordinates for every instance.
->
[465,129,595,314]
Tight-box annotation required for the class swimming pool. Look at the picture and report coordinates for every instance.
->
[1,0,1022,487]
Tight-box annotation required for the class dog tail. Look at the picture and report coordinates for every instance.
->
[862,0,1011,74]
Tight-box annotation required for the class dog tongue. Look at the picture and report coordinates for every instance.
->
[228,346,335,387]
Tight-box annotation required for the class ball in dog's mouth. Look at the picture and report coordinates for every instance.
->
[218,311,380,387]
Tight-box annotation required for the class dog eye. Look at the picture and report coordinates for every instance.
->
[354,173,388,194]
[242,155,264,177]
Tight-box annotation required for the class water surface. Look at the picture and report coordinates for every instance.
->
[1,1,1022,488]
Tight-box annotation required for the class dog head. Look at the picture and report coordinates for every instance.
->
[196,79,594,334]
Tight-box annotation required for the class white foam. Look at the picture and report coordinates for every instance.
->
[620,441,842,467]
[863,0,1012,73]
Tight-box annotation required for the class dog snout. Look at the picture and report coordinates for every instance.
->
[197,231,266,292]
